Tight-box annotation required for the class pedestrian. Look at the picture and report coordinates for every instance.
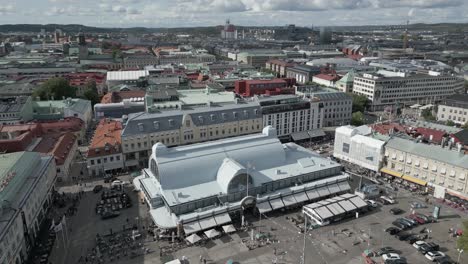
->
[203,258,207,264]
[274,247,277,256]
[199,255,203,263]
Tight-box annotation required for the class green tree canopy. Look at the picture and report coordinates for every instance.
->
[421,109,436,121]
[462,122,468,129]
[351,111,364,126]
[446,120,455,126]
[81,80,100,106]
[33,77,76,100]
[349,93,369,113]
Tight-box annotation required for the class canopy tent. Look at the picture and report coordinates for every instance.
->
[183,221,202,235]
[185,233,202,244]
[204,229,221,239]
[222,224,236,234]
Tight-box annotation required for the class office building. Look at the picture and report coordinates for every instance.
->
[121,102,263,170]
[295,86,352,127]
[265,59,295,77]
[0,152,56,264]
[255,95,322,139]
[286,65,321,84]
[236,51,287,68]
[437,94,468,125]
[353,71,464,111]
[0,96,33,125]
[123,54,159,70]
[134,126,350,231]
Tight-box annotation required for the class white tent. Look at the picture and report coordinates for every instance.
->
[185,233,202,244]
[204,229,220,239]
[222,224,236,234]
[164,259,182,264]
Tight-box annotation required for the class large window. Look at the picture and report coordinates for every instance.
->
[150,158,160,181]
[342,143,350,153]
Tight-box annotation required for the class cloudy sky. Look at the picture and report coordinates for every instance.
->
[0,0,467,28]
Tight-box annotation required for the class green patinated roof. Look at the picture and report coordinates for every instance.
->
[337,69,356,84]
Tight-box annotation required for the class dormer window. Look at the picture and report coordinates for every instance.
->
[210,114,215,121]
[233,112,238,118]
[244,110,248,117]
[222,113,227,120]
[199,116,204,123]
[168,119,174,127]
[153,121,159,130]
[138,123,144,132]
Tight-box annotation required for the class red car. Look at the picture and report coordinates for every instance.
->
[408,214,425,224]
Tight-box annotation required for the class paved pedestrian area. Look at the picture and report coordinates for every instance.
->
[48,175,467,264]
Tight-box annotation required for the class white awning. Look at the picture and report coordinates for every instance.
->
[293,192,309,203]
[316,186,331,197]
[349,196,367,208]
[337,181,351,192]
[282,195,298,206]
[198,217,217,230]
[306,189,320,200]
[185,233,202,244]
[183,221,202,235]
[204,229,220,239]
[327,183,341,194]
[214,213,231,226]
[257,201,273,214]
[222,224,236,234]
[269,198,285,210]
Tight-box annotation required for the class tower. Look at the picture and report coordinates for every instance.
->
[77,30,89,60]
[403,20,409,49]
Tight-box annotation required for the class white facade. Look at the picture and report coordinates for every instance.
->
[353,72,464,111]
[333,125,386,172]
[87,153,124,176]
[312,76,336,88]
[0,152,56,264]
[437,105,468,125]
[261,98,322,137]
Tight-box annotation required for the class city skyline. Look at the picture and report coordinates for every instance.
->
[0,0,467,28]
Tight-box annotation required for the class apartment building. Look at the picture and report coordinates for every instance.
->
[295,86,352,127]
[0,152,56,264]
[255,95,322,139]
[437,94,468,125]
[265,59,295,77]
[353,71,464,111]
[382,136,468,198]
[121,102,263,170]
[87,119,124,177]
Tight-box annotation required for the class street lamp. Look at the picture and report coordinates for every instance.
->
[457,248,464,264]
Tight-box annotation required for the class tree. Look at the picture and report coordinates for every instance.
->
[462,122,468,129]
[457,220,468,251]
[446,120,455,126]
[351,111,364,126]
[349,93,369,113]
[421,109,436,121]
[33,77,76,100]
[82,80,100,105]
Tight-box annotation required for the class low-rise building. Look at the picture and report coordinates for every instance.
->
[437,94,468,125]
[234,79,295,97]
[255,94,322,139]
[87,119,123,177]
[382,136,468,199]
[0,96,34,125]
[123,54,159,69]
[134,126,349,230]
[32,98,92,128]
[265,59,295,77]
[286,65,321,84]
[106,70,149,87]
[0,152,56,264]
[312,73,341,88]
[333,125,387,172]
[121,102,263,170]
[236,51,287,68]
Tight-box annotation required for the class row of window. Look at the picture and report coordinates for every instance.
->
[89,155,121,165]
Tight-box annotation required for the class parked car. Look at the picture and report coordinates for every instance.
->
[418,243,440,254]
[390,208,403,215]
[396,218,413,228]
[380,196,396,204]
[435,257,455,264]
[425,251,446,261]
[395,232,412,241]
[385,259,407,264]
[366,200,378,208]
[377,247,398,256]
[385,227,401,235]
[408,214,426,224]
[392,221,407,230]
[415,213,429,222]
[382,253,400,261]
[410,201,427,209]
[93,185,103,193]
[413,241,427,250]
[406,235,419,244]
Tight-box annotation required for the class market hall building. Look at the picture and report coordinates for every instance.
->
[134,126,350,235]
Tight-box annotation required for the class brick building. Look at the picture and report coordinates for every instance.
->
[234,78,296,97]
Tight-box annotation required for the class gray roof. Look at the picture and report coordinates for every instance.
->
[314,92,352,101]
[122,102,261,137]
[0,96,29,113]
[386,137,468,169]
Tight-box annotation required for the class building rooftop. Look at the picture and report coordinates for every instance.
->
[0,96,29,113]
[87,119,122,158]
[33,132,76,165]
[386,136,468,169]
[149,127,343,206]
[106,70,149,81]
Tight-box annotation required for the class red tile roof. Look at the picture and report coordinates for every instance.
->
[87,119,122,158]
[33,132,77,165]
[314,73,341,81]
[100,90,146,104]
